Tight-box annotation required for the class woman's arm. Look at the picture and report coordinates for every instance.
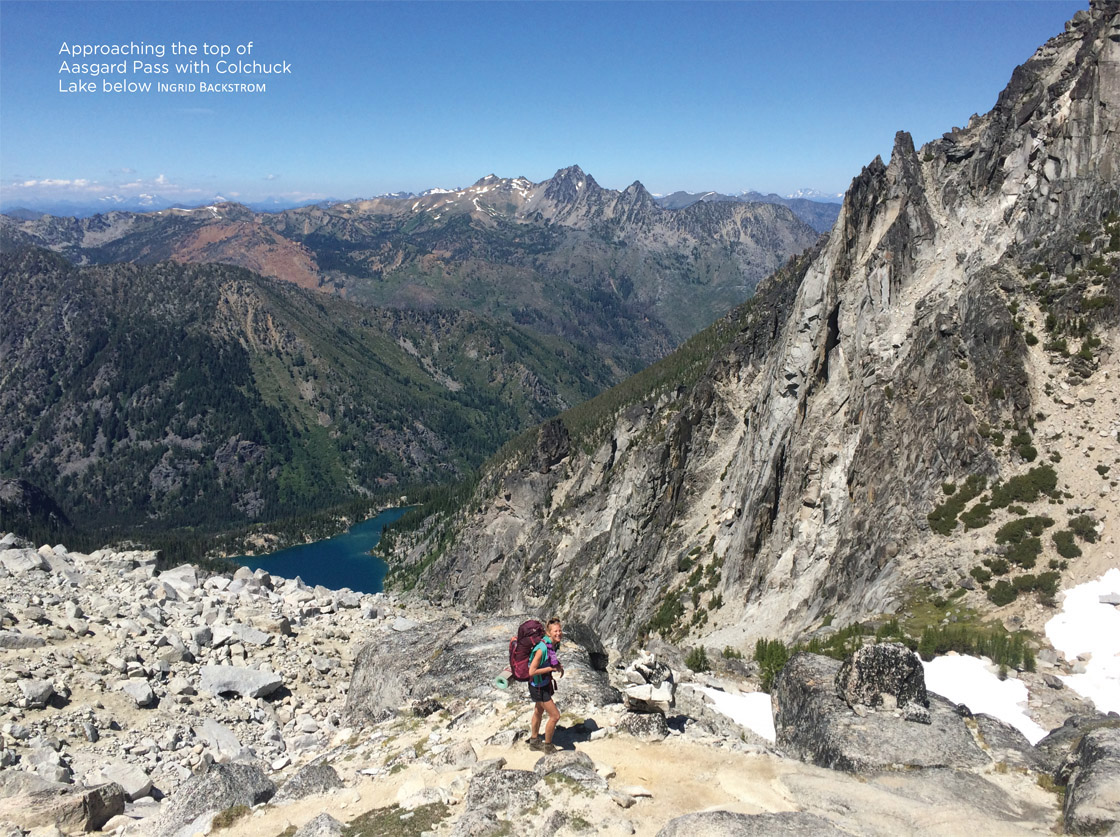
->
[528,647,553,677]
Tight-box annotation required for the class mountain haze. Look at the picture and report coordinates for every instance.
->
[655,190,841,232]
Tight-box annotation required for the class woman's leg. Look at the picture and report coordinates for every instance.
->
[543,698,560,743]
[530,701,544,740]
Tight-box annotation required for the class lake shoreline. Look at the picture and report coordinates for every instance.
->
[232,506,410,594]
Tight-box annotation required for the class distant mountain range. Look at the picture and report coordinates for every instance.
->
[2,165,821,376]
[0,182,843,219]
[654,190,841,232]
[0,195,334,218]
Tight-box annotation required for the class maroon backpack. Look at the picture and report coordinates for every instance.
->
[509,620,545,682]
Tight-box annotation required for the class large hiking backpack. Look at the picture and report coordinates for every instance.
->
[509,619,545,682]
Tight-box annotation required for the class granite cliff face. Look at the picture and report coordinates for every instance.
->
[388,3,1120,649]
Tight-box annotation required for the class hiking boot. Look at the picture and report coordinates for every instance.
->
[540,742,557,754]
[528,738,544,751]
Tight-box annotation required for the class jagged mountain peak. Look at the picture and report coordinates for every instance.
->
[538,164,602,206]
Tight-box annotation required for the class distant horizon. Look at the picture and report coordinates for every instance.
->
[1,1,1085,211]
[0,166,847,217]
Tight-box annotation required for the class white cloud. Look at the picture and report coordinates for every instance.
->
[265,173,279,181]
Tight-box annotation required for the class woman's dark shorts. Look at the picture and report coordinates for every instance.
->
[529,682,554,703]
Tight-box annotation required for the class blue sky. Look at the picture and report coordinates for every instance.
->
[0,1,1086,209]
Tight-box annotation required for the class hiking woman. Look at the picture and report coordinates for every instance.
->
[528,618,563,752]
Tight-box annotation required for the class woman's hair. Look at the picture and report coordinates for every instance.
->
[547,617,561,629]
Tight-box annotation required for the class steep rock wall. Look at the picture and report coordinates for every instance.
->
[396,3,1120,649]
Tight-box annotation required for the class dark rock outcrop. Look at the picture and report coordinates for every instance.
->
[533,419,571,473]
[1062,727,1120,835]
[835,643,928,710]
[149,762,275,837]
[274,762,343,803]
[1035,715,1120,775]
[773,652,988,771]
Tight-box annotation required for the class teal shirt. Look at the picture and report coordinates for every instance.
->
[529,638,553,688]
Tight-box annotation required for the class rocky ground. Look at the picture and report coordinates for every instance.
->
[0,535,1118,836]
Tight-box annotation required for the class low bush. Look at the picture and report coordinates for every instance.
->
[995,516,1054,544]
[685,646,711,673]
[982,557,1011,575]
[928,474,988,535]
[1052,530,1082,559]
[970,565,992,584]
[989,466,1059,509]
[755,638,792,692]
[988,580,1018,606]
[961,502,992,530]
[1005,537,1042,569]
[1068,514,1099,542]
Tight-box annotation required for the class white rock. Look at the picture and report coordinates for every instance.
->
[119,680,155,707]
[0,549,49,574]
[199,665,283,699]
[88,761,152,801]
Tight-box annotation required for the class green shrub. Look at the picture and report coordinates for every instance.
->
[685,646,711,673]
[916,623,1034,670]
[961,502,992,530]
[722,646,743,660]
[928,474,987,535]
[995,516,1054,544]
[1046,338,1069,355]
[983,557,1011,575]
[754,638,791,692]
[875,619,906,642]
[942,482,957,495]
[648,594,683,638]
[970,565,992,584]
[989,466,1059,509]
[1052,530,1082,558]
[1068,514,1099,542]
[988,580,1018,606]
[1018,445,1038,462]
[1005,537,1042,569]
[1036,571,1061,597]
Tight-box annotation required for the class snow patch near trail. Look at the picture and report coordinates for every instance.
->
[1046,567,1120,715]
[923,654,1048,745]
[691,685,776,743]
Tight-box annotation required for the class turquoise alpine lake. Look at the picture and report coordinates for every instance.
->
[236,507,409,593]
